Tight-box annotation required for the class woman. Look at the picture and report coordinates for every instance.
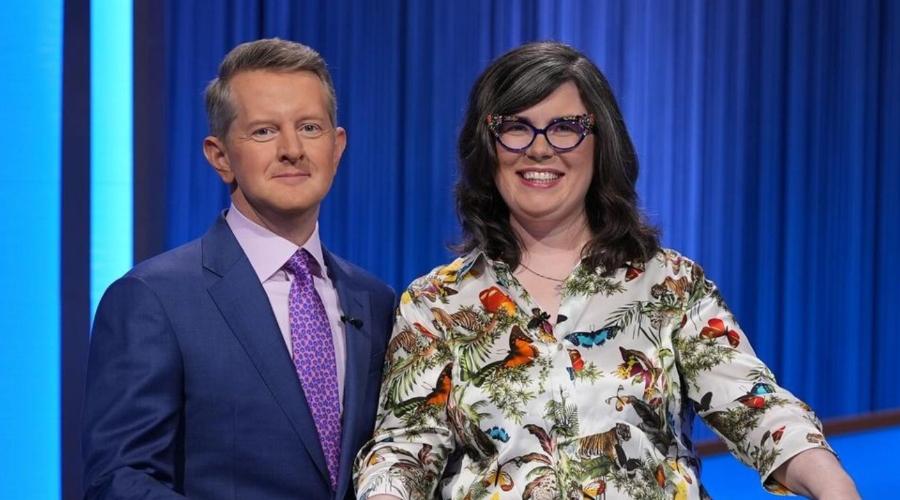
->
[355,42,858,499]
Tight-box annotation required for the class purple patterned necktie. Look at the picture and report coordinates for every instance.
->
[285,249,342,490]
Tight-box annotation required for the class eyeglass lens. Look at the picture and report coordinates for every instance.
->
[496,120,585,151]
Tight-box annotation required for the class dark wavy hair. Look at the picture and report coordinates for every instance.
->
[455,41,660,274]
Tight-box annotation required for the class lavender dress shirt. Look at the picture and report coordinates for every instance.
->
[226,205,347,409]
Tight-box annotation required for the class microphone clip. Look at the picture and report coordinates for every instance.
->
[340,315,364,329]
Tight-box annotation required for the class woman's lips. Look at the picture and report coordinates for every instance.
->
[517,169,563,188]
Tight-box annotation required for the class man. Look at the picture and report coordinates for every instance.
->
[83,39,395,499]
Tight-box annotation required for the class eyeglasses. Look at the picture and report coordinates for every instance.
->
[486,113,595,153]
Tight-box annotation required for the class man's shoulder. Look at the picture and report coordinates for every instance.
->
[117,238,205,295]
[92,237,207,323]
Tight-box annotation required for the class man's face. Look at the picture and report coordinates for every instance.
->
[204,70,346,227]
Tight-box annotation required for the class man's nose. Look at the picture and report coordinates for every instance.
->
[277,129,305,163]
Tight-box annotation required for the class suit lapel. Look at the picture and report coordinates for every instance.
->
[202,217,331,485]
[324,250,374,500]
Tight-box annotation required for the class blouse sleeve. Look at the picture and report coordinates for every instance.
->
[354,289,456,500]
[673,261,835,495]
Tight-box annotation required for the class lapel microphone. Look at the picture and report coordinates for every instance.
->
[340,315,364,329]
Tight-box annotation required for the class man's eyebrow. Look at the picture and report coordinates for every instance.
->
[242,119,275,129]
[244,114,328,124]
[293,115,328,123]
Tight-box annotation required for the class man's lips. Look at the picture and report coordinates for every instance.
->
[272,172,311,183]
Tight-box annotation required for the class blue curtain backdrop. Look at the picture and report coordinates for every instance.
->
[159,0,900,432]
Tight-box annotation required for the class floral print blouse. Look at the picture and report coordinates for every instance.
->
[354,249,832,499]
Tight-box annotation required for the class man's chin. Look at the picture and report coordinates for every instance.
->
[234,197,322,224]
[268,201,321,219]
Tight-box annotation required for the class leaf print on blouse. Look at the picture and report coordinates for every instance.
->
[674,334,738,393]
[492,262,523,295]
[455,307,505,379]
[382,321,452,411]
[561,265,626,298]
[705,394,791,445]
[645,294,685,331]
[750,431,785,477]
[446,386,498,462]
[747,366,777,385]
[604,301,662,347]
[545,389,580,438]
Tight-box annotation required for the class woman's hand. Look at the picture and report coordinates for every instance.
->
[770,448,860,499]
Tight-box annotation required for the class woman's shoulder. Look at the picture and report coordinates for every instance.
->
[415,255,474,286]
[641,248,709,283]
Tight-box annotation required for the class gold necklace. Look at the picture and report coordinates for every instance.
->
[518,262,566,283]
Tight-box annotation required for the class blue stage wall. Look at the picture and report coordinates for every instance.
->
[160,0,900,424]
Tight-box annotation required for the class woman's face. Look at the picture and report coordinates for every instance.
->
[493,81,595,231]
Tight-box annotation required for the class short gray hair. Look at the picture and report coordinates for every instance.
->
[204,38,337,138]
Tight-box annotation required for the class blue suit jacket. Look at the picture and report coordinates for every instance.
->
[82,216,395,499]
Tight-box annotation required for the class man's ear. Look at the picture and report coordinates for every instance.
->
[332,126,347,168]
[203,135,234,184]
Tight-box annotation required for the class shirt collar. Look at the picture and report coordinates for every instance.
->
[437,248,500,284]
[225,204,327,282]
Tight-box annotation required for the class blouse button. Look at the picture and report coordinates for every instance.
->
[557,343,563,351]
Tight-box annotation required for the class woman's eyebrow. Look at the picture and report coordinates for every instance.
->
[500,114,526,122]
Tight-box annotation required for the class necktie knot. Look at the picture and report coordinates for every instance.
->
[285,249,314,279]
